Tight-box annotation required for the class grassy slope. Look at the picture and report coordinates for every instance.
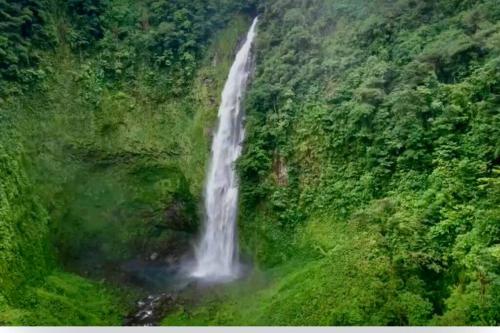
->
[0,272,127,326]
[0,138,128,325]
[0,9,250,325]
[163,216,432,326]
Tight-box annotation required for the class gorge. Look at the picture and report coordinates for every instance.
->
[0,0,499,327]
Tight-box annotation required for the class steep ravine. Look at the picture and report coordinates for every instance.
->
[0,0,499,327]
[0,3,255,324]
[125,16,259,326]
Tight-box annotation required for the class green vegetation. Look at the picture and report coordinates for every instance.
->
[1,0,499,327]
[0,272,126,325]
[162,0,500,326]
[1,0,253,325]
[0,0,55,97]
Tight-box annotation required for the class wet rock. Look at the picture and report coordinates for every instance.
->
[150,252,159,261]
[203,77,214,85]
[164,200,190,231]
[164,255,176,266]
[124,292,179,326]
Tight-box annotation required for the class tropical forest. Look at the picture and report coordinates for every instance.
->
[0,0,499,326]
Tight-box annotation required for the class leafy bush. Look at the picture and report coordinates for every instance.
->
[0,0,54,96]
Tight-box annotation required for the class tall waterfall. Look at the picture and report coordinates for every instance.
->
[191,18,259,281]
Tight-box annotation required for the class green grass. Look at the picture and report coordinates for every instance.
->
[162,215,432,326]
[0,272,129,326]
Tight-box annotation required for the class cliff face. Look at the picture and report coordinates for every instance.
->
[0,0,252,325]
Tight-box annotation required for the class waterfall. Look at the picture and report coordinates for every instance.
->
[191,17,259,281]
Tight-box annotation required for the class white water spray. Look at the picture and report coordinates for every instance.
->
[191,18,259,281]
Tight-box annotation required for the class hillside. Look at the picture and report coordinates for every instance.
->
[165,0,500,326]
[0,0,499,327]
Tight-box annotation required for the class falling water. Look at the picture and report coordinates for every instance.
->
[191,17,259,281]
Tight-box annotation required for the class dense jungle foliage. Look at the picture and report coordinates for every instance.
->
[0,0,499,327]
[0,0,254,325]
[166,0,500,326]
